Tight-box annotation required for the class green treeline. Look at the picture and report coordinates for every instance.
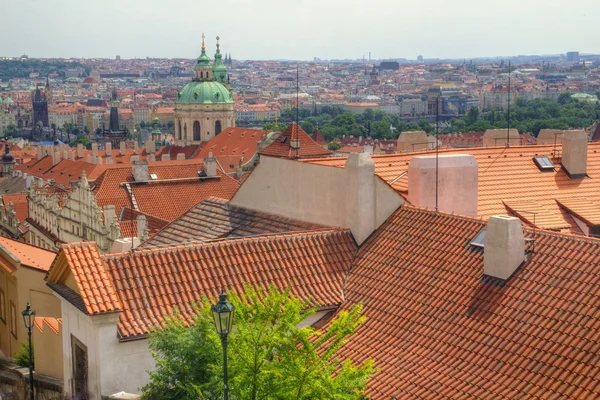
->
[0,59,90,81]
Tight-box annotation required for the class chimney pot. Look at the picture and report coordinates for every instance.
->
[484,215,525,280]
[204,153,217,178]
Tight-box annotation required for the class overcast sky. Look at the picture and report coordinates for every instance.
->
[3,0,597,60]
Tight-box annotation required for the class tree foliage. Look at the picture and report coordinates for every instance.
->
[0,59,90,82]
[4,123,18,138]
[142,286,374,400]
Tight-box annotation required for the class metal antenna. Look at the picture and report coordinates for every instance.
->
[435,96,440,212]
[296,64,299,159]
[507,60,511,147]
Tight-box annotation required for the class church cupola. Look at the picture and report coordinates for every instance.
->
[194,34,213,82]
[213,36,229,85]
[2,142,15,177]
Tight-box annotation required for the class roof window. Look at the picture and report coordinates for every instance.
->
[533,156,554,171]
[470,228,486,248]
[280,136,287,143]
[150,173,158,180]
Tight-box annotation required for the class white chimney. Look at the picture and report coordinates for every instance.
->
[92,143,98,158]
[25,174,33,189]
[161,154,170,161]
[482,129,520,147]
[147,153,156,162]
[63,150,69,160]
[134,142,139,154]
[344,153,376,244]
[408,154,478,217]
[145,140,154,155]
[120,141,126,156]
[77,143,84,159]
[176,153,185,160]
[484,215,525,280]
[132,160,149,182]
[103,205,117,230]
[37,145,43,161]
[130,155,140,162]
[52,150,61,166]
[85,154,92,164]
[562,130,588,178]
[105,142,113,157]
[136,215,148,241]
[96,156,103,165]
[110,237,140,253]
[204,152,217,177]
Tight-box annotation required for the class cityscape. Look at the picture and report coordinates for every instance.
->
[1,1,600,399]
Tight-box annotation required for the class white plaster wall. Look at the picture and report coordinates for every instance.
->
[98,328,154,395]
[59,298,102,400]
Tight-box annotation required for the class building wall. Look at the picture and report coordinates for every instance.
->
[174,103,236,145]
[33,321,64,379]
[0,268,18,357]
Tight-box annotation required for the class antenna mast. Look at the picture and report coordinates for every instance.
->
[507,60,511,147]
[296,64,299,159]
[435,96,440,212]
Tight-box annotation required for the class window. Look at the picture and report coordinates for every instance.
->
[193,121,201,141]
[470,228,486,248]
[533,156,554,171]
[590,226,600,238]
[215,120,222,135]
[9,301,16,338]
[0,289,5,323]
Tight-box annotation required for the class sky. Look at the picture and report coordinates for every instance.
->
[3,0,598,60]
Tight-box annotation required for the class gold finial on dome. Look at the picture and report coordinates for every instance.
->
[201,33,206,50]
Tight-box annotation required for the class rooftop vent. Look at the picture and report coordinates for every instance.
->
[533,155,554,171]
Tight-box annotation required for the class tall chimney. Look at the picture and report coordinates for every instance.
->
[77,143,84,159]
[145,140,154,155]
[344,153,376,244]
[103,205,117,230]
[134,142,139,155]
[484,215,525,280]
[132,160,149,183]
[92,143,98,158]
[105,142,113,157]
[408,154,478,217]
[37,144,43,161]
[204,152,217,177]
[120,141,126,156]
[136,215,148,241]
[562,130,588,178]
[85,154,92,164]
[52,150,61,166]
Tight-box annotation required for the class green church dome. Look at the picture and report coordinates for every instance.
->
[175,81,233,105]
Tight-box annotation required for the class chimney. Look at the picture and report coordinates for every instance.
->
[96,156,103,165]
[147,153,156,162]
[52,150,61,166]
[561,130,588,178]
[161,154,170,161]
[132,160,149,183]
[85,154,93,164]
[130,155,140,162]
[397,131,429,153]
[63,150,69,160]
[408,154,478,217]
[344,153,376,244]
[37,145,43,161]
[25,174,33,189]
[92,143,98,158]
[120,141,126,156]
[136,215,148,241]
[204,152,217,177]
[537,129,565,145]
[176,153,185,160]
[482,129,519,147]
[110,238,140,253]
[106,156,114,164]
[103,205,117,230]
[134,142,139,155]
[484,215,525,280]
[105,142,113,157]
[145,140,154,155]
[77,143,84,159]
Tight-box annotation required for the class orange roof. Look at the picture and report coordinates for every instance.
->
[51,229,356,338]
[303,143,600,234]
[33,317,62,335]
[57,242,122,314]
[2,194,28,222]
[0,237,56,272]
[335,205,600,399]
[93,160,240,221]
[259,122,332,159]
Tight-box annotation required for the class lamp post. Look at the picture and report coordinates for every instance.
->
[22,303,35,400]
[211,290,235,400]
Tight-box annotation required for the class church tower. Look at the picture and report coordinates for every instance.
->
[45,76,53,106]
[32,84,49,129]
[173,34,235,146]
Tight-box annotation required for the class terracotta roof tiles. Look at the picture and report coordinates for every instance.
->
[259,122,332,159]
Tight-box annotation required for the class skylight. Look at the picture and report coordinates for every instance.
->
[280,136,288,143]
[533,156,554,171]
[150,173,158,180]
[470,228,486,248]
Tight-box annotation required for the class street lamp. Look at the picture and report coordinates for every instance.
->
[21,303,35,400]
[211,289,235,400]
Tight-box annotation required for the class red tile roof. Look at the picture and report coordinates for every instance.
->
[2,194,28,222]
[303,143,600,234]
[0,237,56,272]
[259,122,332,159]
[33,317,62,335]
[93,160,240,221]
[194,127,266,173]
[55,242,122,315]
[335,205,600,399]
[50,229,356,338]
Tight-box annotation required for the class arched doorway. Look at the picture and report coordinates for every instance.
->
[215,120,222,135]
[193,121,201,141]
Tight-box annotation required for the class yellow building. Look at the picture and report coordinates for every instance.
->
[0,238,61,368]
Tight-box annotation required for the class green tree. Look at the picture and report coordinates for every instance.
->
[70,134,91,149]
[465,107,480,125]
[140,120,147,129]
[300,121,315,134]
[327,142,341,151]
[4,123,18,138]
[143,286,374,400]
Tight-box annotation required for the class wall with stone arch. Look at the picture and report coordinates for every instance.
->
[174,102,235,145]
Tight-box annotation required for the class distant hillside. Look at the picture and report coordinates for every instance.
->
[0,59,90,82]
